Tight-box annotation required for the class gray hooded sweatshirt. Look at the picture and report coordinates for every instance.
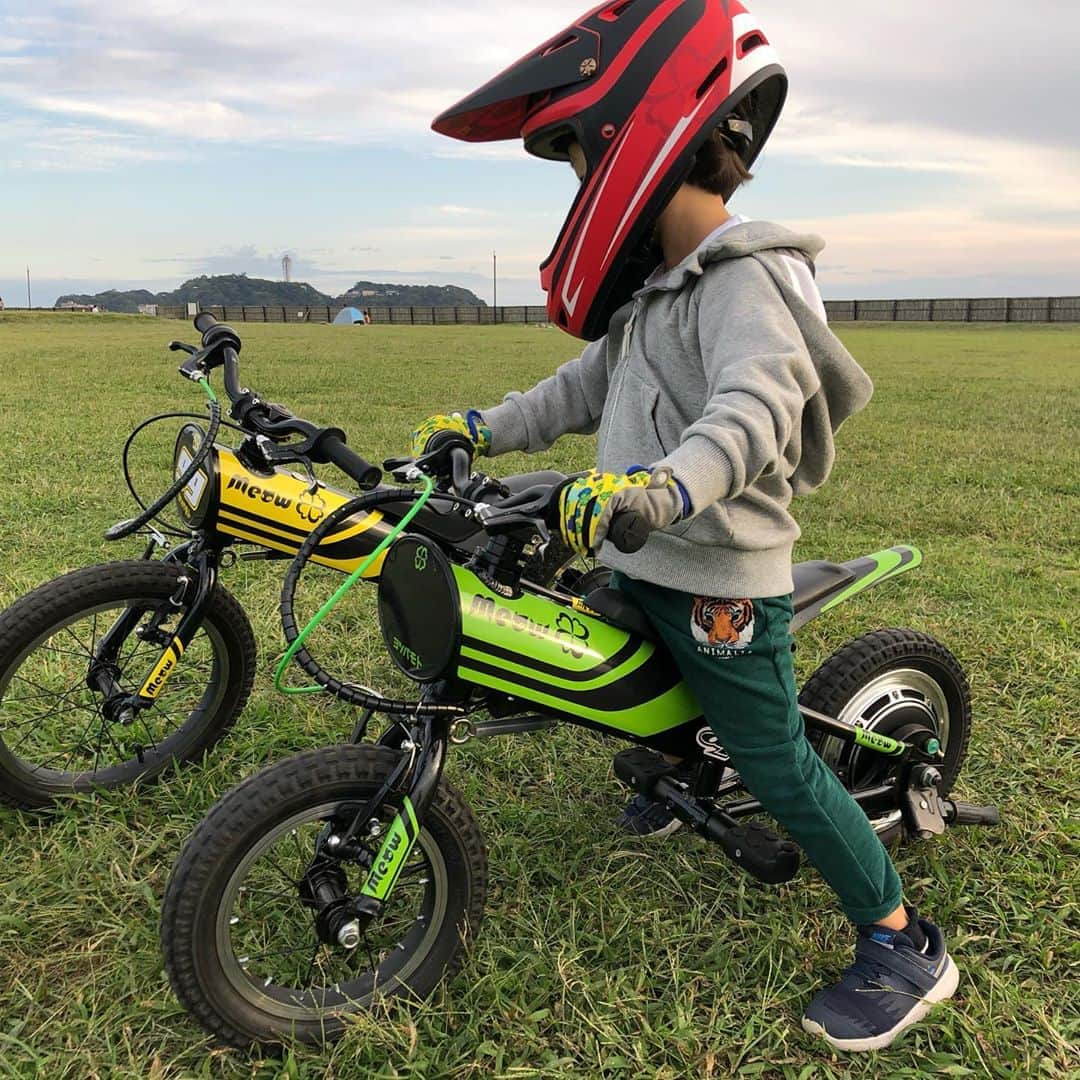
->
[481,221,874,598]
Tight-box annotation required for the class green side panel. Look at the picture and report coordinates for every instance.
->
[361,796,419,902]
[458,639,652,692]
[820,546,923,613]
[451,565,701,736]
[456,663,700,736]
[453,565,637,676]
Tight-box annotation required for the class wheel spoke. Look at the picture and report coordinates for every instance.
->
[63,625,94,660]
[5,701,91,747]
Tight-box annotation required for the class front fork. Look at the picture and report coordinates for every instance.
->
[310,712,453,947]
[87,541,221,719]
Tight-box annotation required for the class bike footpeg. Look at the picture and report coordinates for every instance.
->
[945,801,1001,827]
[613,747,680,796]
[705,819,801,885]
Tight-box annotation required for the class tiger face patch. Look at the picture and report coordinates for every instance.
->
[691,597,755,656]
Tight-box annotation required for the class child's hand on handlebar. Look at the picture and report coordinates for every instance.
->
[410,411,491,458]
[558,466,689,556]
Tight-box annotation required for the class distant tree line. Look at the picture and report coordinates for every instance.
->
[54,274,488,314]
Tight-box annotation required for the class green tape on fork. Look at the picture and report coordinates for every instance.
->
[361,796,421,902]
[853,726,908,757]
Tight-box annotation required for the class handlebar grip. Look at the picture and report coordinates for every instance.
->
[606,510,651,554]
[320,435,382,491]
[193,312,218,334]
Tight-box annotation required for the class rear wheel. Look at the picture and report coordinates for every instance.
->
[799,629,972,841]
[161,744,487,1048]
[0,560,255,809]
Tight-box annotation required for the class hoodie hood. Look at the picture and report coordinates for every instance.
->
[635,220,825,298]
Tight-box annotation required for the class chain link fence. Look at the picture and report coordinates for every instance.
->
[19,297,1077,324]
[153,304,553,325]
[822,297,1080,323]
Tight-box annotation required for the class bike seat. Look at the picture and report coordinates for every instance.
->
[791,560,857,613]
[582,587,658,642]
[500,470,567,495]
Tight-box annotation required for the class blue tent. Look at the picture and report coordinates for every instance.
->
[333,306,367,325]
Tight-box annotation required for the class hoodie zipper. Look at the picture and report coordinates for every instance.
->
[598,300,641,457]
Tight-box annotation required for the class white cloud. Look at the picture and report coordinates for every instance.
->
[799,206,1080,287]
[436,205,492,216]
[2,0,1077,296]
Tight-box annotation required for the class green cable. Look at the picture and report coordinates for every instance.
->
[199,376,218,404]
[274,472,436,695]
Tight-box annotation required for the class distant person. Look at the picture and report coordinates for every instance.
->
[413,0,958,1054]
[363,309,372,325]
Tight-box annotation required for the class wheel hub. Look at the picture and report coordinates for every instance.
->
[298,860,358,947]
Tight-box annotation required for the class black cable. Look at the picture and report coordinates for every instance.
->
[120,411,246,538]
[279,487,471,716]
[105,398,222,541]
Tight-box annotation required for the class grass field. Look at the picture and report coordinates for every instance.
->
[0,311,1077,1079]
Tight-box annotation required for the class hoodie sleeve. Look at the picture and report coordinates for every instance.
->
[656,259,824,511]
[479,333,610,455]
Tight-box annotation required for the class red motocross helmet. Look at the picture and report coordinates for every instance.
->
[433,0,787,341]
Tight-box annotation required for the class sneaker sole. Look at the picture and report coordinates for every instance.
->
[800,954,960,1052]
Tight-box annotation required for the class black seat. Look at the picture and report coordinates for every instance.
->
[501,470,567,494]
[582,587,658,642]
[791,560,856,613]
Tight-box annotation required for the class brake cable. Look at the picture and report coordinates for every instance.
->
[275,473,468,716]
[120,410,247,538]
[104,377,221,541]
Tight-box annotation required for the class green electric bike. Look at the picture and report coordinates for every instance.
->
[160,395,1000,1048]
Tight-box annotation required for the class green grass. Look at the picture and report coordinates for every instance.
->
[0,311,1077,1078]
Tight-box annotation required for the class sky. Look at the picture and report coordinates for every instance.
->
[1,0,1078,307]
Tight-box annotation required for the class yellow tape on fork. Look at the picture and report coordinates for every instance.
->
[137,636,185,701]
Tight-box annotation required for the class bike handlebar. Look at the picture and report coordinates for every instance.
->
[318,434,383,491]
[450,446,649,557]
[180,313,382,490]
[605,510,649,555]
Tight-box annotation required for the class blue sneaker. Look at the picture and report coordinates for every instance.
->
[801,907,960,1051]
[616,793,682,838]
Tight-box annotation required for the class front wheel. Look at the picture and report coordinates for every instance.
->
[0,560,256,809]
[799,629,972,839]
[161,744,488,1049]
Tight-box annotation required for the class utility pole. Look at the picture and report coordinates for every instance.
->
[26,266,31,309]
[492,250,497,318]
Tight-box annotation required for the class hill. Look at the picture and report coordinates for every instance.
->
[338,281,487,307]
[55,274,487,313]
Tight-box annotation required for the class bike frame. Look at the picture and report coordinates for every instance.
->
[88,425,568,731]
[323,527,943,931]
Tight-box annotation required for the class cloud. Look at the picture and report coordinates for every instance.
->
[437,205,492,216]
[2,1,1077,300]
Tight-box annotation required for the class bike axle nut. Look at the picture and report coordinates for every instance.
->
[337,920,361,950]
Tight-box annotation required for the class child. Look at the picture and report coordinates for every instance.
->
[416,0,959,1051]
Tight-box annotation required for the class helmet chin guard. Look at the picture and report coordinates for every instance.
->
[433,0,786,341]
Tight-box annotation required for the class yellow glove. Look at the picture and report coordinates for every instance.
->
[409,410,491,458]
[558,467,687,556]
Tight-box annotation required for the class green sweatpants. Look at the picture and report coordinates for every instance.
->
[612,572,904,925]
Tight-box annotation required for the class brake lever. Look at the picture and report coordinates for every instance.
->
[169,341,198,356]
[256,436,320,492]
